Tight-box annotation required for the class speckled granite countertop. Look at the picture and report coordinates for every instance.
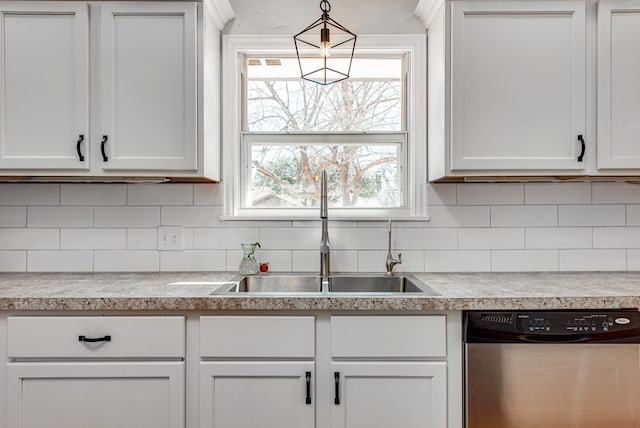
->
[0,272,639,311]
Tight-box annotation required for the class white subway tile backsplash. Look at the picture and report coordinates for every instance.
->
[61,229,126,250]
[127,184,193,205]
[492,206,557,227]
[492,250,558,272]
[95,207,160,227]
[526,227,592,249]
[427,206,490,227]
[161,206,222,227]
[28,250,93,272]
[0,207,26,227]
[425,250,491,272]
[593,182,640,204]
[0,184,59,205]
[0,229,59,250]
[127,228,158,250]
[253,250,293,272]
[559,205,625,226]
[160,250,225,271]
[626,250,640,271]
[626,205,640,226]
[353,251,387,273]
[0,251,26,272]
[27,206,93,228]
[394,228,458,250]
[427,183,457,206]
[194,183,224,205]
[193,228,260,249]
[94,250,159,272]
[60,184,126,205]
[261,228,319,250]
[559,249,627,271]
[4,180,640,273]
[292,250,358,272]
[524,182,591,205]
[593,227,640,249]
[459,228,524,250]
[458,183,524,205]
[331,228,388,250]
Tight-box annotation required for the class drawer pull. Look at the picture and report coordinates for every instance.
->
[305,371,312,405]
[334,371,340,405]
[577,134,586,162]
[76,134,85,162]
[78,335,111,343]
[101,135,109,162]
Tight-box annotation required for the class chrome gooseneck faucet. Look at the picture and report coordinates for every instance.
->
[385,218,402,275]
[320,170,331,290]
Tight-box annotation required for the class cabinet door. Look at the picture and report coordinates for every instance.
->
[450,0,586,171]
[99,2,197,172]
[7,361,184,428]
[597,0,640,169]
[200,361,315,428]
[0,2,89,170]
[331,362,446,428]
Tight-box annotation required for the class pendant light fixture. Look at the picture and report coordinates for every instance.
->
[293,0,357,85]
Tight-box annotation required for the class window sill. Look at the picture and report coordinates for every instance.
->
[219,215,431,222]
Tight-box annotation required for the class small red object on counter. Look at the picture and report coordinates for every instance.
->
[259,262,269,273]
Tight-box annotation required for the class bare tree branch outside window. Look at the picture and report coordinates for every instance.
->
[245,57,404,209]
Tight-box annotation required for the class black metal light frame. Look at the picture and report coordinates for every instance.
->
[293,0,357,85]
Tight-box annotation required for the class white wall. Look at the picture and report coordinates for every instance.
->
[0,181,639,272]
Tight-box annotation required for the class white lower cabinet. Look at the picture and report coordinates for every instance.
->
[198,314,452,428]
[7,362,184,428]
[331,362,447,428]
[5,316,186,428]
[199,362,315,428]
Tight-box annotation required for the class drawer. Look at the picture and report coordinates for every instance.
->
[330,315,446,358]
[200,316,315,358]
[8,316,185,359]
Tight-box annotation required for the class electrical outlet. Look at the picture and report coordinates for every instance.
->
[158,226,182,251]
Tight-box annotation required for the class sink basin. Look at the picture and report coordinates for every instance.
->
[214,275,322,294]
[329,274,440,295]
[212,273,439,296]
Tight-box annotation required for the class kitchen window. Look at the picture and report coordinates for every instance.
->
[222,35,426,219]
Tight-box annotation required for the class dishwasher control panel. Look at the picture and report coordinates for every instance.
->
[466,310,640,342]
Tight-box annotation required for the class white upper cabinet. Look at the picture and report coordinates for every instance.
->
[450,0,586,172]
[421,0,640,180]
[597,0,640,169]
[0,0,233,181]
[0,2,89,170]
[98,2,197,172]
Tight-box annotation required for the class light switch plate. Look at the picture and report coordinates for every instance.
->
[158,226,182,251]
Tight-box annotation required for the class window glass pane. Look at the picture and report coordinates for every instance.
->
[246,57,403,132]
[247,143,402,209]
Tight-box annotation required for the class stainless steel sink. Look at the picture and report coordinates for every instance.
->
[213,275,322,293]
[329,274,435,294]
[212,273,439,295]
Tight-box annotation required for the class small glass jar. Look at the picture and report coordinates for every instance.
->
[239,243,259,275]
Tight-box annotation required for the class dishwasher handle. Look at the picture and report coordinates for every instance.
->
[466,328,640,344]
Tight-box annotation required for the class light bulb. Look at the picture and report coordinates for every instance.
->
[320,27,330,58]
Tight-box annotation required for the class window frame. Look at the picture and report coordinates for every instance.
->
[222,34,427,220]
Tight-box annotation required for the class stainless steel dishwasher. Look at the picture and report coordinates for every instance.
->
[465,310,640,428]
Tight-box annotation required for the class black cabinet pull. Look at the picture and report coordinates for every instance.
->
[76,134,85,162]
[305,371,312,405]
[334,372,340,405]
[78,335,111,343]
[577,134,585,162]
[101,135,109,162]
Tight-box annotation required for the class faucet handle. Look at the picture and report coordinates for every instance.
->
[398,253,402,263]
